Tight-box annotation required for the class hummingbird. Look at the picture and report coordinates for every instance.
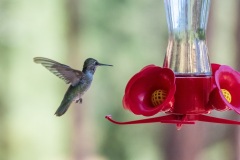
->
[33,57,112,116]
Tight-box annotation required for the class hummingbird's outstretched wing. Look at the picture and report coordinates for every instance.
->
[34,57,84,86]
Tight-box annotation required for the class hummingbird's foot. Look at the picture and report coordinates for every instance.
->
[76,98,82,104]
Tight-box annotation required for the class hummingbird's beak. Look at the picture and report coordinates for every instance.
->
[97,62,113,67]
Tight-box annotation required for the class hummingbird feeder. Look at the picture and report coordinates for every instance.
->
[106,0,240,129]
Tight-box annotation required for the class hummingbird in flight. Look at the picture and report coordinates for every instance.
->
[34,57,112,116]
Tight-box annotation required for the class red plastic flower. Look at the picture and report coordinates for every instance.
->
[209,65,240,113]
[123,65,176,116]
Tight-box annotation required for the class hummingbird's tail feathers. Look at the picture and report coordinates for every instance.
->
[55,100,72,116]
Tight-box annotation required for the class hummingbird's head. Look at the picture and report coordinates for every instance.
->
[83,58,112,74]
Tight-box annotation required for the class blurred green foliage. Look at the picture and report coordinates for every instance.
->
[0,0,239,160]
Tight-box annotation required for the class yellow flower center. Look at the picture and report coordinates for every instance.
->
[151,89,167,107]
[221,89,231,103]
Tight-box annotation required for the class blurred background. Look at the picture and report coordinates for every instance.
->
[0,0,240,160]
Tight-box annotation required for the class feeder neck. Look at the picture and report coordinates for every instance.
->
[163,0,212,76]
